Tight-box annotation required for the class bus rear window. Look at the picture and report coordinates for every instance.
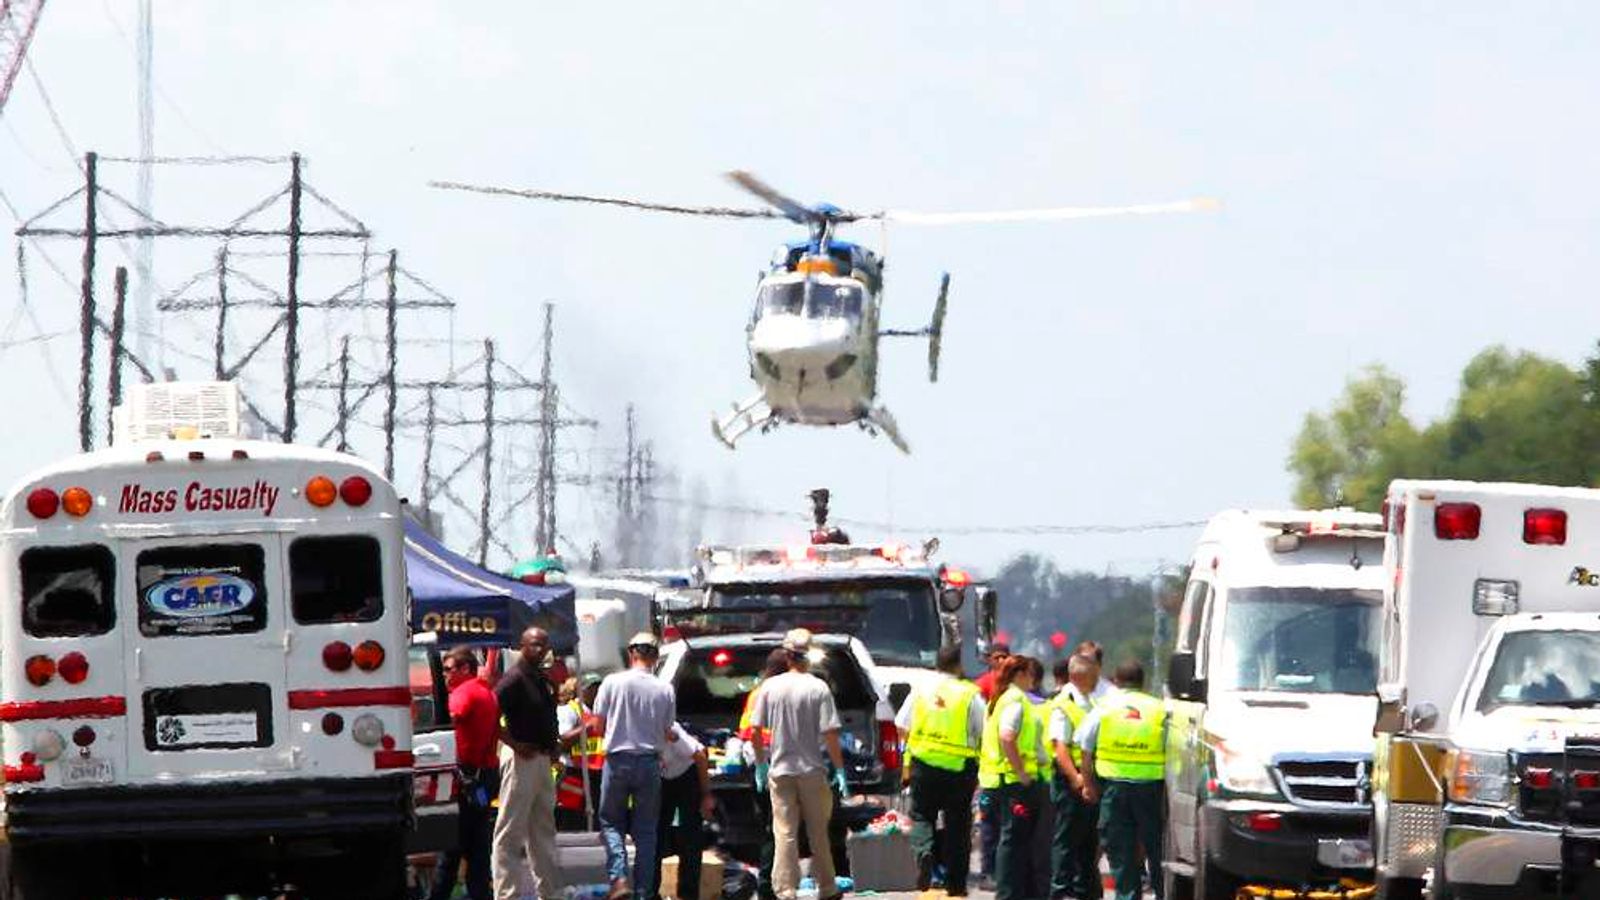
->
[136,544,268,637]
[290,536,383,624]
[21,545,116,637]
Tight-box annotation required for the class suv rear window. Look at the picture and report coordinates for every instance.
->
[671,644,875,719]
[21,545,116,637]
[136,543,268,637]
[290,535,383,624]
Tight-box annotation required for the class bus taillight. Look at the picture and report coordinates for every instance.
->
[353,641,385,672]
[71,725,96,748]
[57,652,89,685]
[61,487,93,517]
[305,476,338,508]
[351,713,385,747]
[32,729,65,762]
[322,641,354,672]
[24,656,55,686]
[25,488,58,519]
[321,712,345,736]
[340,476,372,507]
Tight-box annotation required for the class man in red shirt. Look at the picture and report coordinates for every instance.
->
[974,641,1012,700]
[430,646,501,900]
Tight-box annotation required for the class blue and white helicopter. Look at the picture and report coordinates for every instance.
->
[433,171,1214,452]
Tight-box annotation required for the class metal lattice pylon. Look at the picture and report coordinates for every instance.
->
[0,0,46,117]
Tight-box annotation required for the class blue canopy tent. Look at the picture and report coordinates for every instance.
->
[405,518,577,651]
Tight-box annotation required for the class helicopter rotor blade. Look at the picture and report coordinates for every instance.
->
[429,181,782,220]
[874,196,1220,226]
[724,171,843,224]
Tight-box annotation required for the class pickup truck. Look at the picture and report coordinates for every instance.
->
[657,633,898,865]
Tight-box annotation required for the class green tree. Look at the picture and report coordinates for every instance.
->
[1288,364,1420,509]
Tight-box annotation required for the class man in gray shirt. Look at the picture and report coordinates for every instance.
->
[593,632,677,900]
[750,629,847,900]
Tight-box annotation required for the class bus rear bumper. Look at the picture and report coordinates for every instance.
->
[4,774,413,843]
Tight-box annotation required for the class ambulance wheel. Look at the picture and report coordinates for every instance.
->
[1193,824,1239,900]
[1376,875,1424,900]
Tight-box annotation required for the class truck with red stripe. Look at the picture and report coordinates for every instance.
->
[0,383,413,898]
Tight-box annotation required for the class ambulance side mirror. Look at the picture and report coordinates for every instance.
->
[1167,652,1206,703]
[938,587,965,614]
[974,587,999,642]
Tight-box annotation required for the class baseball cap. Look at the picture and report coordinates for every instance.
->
[782,628,814,653]
[627,631,660,650]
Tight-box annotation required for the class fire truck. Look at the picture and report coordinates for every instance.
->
[664,490,999,710]
[0,383,412,898]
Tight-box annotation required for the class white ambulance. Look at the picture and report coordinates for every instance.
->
[1374,480,1600,900]
[0,384,412,898]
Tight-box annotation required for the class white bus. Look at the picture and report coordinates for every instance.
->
[0,386,412,898]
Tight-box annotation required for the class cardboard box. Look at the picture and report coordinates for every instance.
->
[846,830,919,892]
[660,850,724,900]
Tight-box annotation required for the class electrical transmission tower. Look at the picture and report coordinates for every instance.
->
[0,0,46,119]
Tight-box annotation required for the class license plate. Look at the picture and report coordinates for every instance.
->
[61,757,114,786]
[1317,838,1374,869]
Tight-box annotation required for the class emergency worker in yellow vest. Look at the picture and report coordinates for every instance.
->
[740,649,790,900]
[978,655,1049,900]
[895,646,986,895]
[1078,661,1166,900]
[1047,654,1103,900]
[555,673,605,829]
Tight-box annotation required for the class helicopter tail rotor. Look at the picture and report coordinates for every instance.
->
[928,272,950,383]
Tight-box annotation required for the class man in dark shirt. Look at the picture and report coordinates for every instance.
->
[492,627,564,900]
[430,646,500,900]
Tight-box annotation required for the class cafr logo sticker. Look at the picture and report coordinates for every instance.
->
[1571,567,1600,587]
[145,573,255,617]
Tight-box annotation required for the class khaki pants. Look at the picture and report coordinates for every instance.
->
[493,751,563,900]
[770,770,835,900]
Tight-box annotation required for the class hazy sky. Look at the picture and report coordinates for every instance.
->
[3,3,1599,575]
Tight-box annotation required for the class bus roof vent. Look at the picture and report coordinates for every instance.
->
[113,381,247,443]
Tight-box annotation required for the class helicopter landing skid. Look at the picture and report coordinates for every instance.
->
[862,405,911,454]
[712,396,773,449]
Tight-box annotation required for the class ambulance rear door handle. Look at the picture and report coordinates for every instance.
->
[415,743,442,757]
[134,647,142,680]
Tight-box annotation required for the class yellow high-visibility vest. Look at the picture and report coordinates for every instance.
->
[1093,690,1166,782]
[1050,691,1090,767]
[907,677,981,772]
[567,700,605,770]
[978,685,1044,788]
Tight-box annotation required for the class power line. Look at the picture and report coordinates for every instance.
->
[640,493,1205,537]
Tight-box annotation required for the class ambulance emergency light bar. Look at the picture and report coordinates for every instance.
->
[696,541,932,570]
[1267,514,1385,554]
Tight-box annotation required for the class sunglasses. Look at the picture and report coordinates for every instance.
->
[442,663,462,673]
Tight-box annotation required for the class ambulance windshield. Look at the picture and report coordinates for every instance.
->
[1478,630,1600,711]
[701,578,940,668]
[1213,587,1381,694]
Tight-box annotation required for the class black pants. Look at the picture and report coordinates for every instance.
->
[654,769,705,900]
[1049,771,1102,899]
[908,759,977,895]
[994,779,1047,900]
[428,789,494,900]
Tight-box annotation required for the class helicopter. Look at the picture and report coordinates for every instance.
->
[432,171,1215,452]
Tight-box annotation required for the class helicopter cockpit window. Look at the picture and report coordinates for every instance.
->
[807,284,864,320]
[759,282,804,316]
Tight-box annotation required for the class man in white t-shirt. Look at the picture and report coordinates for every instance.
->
[653,723,713,900]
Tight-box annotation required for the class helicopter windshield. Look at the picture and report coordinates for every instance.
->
[808,283,864,320]
[759,282,804,316]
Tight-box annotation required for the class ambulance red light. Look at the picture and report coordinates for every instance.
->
[1525,767,1554,790]
[1434,503,1482,540]
[786,544,816,563]
[4,763,42,783]
[71,725,96,748]
[353,640,386,672]
[187,451,205,462]
[1524,508,1567,546]
[18,752,34,766]
[321,712,345,735]
[944,568,972,589]
[145,451,164,463]
[305,476,338,508]
[878,720,901,772]
[710,649,732,668]
[23,655,54,687]
[25,488,58,519]
[878,543,901,561]
[61,487,92,518]
[322,641,354,672]
[1576,770,1600,791]
[662,625,682,642]
[231,449,249,460]
[340,476,373,507]
[57,652,88,685]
